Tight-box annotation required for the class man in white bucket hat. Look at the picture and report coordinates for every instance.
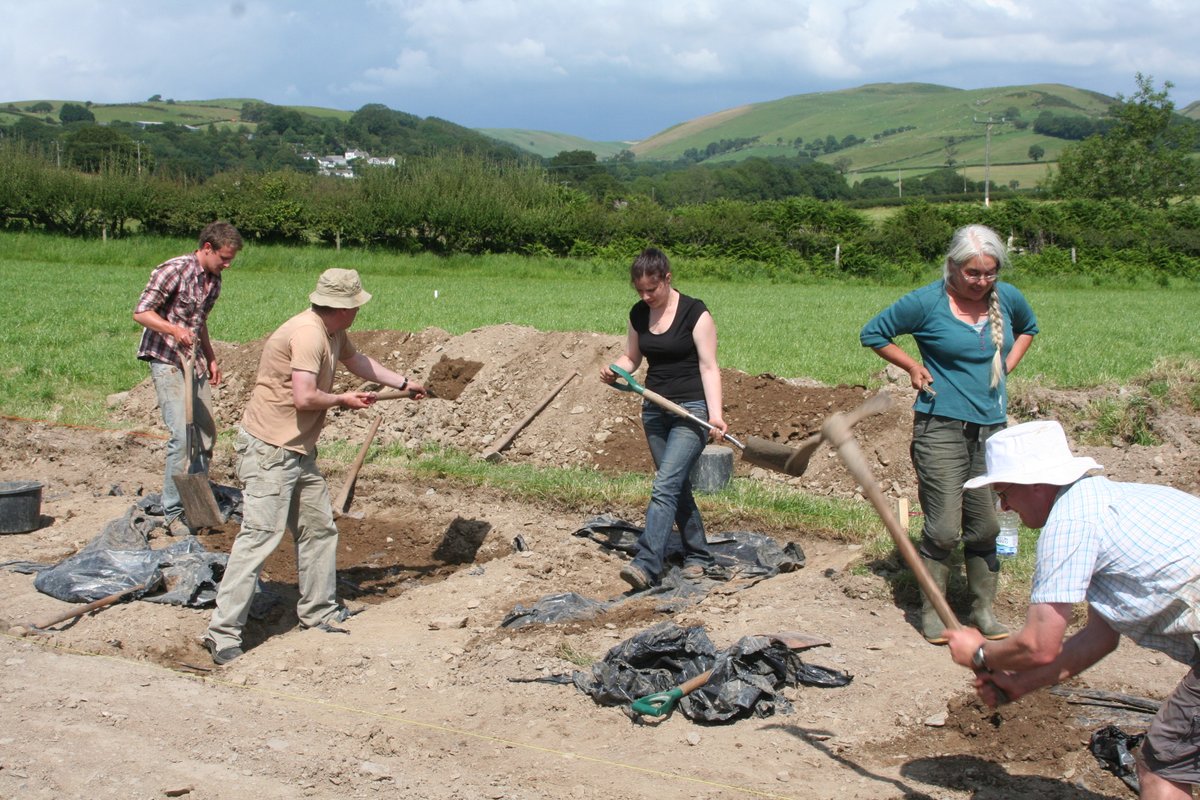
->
[945,420,1200,798]
[204,269,427,666]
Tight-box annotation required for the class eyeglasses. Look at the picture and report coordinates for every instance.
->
[962,269,999,283]
[993,483,1012,504]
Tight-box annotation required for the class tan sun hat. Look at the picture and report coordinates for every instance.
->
[963,420,1103,489]
[310,268,372,309]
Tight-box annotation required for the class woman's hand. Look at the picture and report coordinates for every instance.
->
[707,414,729,442]
[908,364,934,394]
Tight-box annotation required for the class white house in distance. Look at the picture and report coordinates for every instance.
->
[303,150,397,178]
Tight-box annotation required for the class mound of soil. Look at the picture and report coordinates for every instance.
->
[111,324,1200,499]
[1,323,1195,799]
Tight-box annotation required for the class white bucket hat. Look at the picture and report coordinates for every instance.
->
[310,268,372,309]
[963,420,1103,489]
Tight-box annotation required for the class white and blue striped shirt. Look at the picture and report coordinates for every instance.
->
[1030,476,1200,665]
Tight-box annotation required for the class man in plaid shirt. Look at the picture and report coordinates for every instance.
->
[133,221,242,530]
[946,421,1200,799]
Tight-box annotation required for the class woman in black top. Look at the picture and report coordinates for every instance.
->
[600,248,727,590]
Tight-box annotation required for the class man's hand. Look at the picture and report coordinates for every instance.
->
[945,627,986,668]
[173,324,195,349]
[206,359,223,386]
[341,392,376,410]
[974,670,1022,707]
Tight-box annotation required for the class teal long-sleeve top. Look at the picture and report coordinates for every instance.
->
[860,280,1038,425]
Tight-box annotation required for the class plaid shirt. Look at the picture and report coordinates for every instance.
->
[135,253,221,369]
[1031,476,1200,665]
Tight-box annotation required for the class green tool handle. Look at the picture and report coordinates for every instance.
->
[630,668,714,717]
[607,365,745,450]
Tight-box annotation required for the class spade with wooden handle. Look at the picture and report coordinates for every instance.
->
[333,414,383,518]
[171,344,223,528]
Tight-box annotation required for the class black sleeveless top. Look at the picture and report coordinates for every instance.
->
[629,293,708,402]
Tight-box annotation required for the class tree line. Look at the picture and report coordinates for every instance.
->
[1,75,1196,283]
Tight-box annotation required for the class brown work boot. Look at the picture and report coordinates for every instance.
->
[919,556,952,645]
[966,556,1009,640]
[620,564,651,591]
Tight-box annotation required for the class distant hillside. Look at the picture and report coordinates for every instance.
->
[0,97,524,177]
[0,97,268,130]
[477,128,629,159]
[626,83,1117,185]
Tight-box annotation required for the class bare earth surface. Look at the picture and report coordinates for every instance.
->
[1,324,1197,800]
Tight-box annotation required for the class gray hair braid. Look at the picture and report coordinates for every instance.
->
[987,286,1004,388]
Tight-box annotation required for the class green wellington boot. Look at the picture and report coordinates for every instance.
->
[919,556,952,645]
[966,556,1010,640]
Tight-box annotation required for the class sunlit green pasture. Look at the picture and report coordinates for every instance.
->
[1,230,1197,426]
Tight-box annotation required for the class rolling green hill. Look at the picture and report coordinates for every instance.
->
[0,83,1166,189]
[625,82,1116,184]
[0,97,264,130]
[477,128,629,159]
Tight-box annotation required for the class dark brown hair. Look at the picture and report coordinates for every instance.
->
[198,221,243,251]
[629,247,670,284]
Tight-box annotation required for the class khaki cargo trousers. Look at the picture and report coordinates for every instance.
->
[206,429,341,651]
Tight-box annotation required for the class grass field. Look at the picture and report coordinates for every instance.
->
[2,231,1198,425]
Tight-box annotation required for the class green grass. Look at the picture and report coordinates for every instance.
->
[2,230,1198,424]
[2,230,1192,603]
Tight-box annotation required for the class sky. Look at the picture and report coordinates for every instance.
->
[4,0,1197,142]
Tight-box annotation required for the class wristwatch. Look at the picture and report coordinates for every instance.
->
[971,644,989,670]
[397,377,408,391]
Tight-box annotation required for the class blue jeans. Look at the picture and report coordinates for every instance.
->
[631,400,715,581]
[150,359,215,522]
[910,413,1004,561]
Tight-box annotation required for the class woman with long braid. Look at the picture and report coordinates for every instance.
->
[861,224,1038,644]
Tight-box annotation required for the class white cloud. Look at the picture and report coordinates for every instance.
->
[1,0,1196,138]
[361,49,439,88]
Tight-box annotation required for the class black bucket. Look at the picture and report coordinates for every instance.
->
[0,481,43,534]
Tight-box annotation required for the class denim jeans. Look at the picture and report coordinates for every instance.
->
[150,359,215,522]
[206,428,341,650]
[910,413,1005,561]
[631,400,716,580]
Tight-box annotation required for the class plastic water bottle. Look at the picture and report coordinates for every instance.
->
[996,510,1020,559]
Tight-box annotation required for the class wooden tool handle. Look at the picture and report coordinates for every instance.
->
[27,584,148,631]
[334,414,382,514]
[822,413,959,630]
[181,348,195,425]
[678,668,715,696]
[374,389,420,401]
[481,370,578,460]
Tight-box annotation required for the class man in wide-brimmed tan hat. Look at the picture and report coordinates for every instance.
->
[944,420,1200,799]
[205,269,426,665]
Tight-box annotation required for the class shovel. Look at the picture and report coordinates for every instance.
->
[630,630,830,717]
[171,345,223,529]
[608,365,891,477]
[821,409,1009,702]
[333,413,383,518]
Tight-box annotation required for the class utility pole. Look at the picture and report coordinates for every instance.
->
[974,115,1008,207]
[897,168,902,199]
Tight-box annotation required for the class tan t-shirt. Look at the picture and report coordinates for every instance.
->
[241,309,358,454]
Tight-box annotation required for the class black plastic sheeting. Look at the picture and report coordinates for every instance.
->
[518,621,851,724]
[572,514,806,578]
[1,488,243,608]
[1090,725,1144,795]
[500,516,806,628]
[29,503,228,607]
